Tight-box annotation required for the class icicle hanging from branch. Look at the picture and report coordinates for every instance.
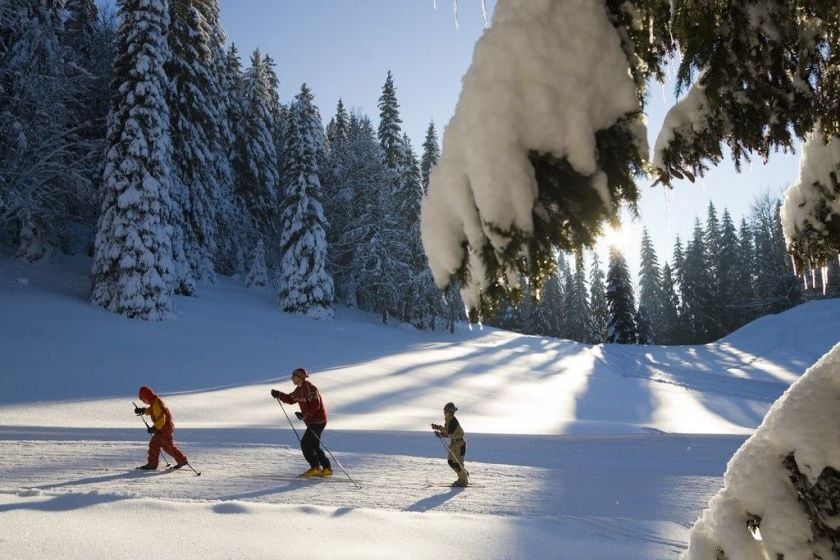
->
[821,265,829,296]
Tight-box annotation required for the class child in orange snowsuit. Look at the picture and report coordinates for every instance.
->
[134,386,188,470]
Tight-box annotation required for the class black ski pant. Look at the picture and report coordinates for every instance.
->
[301,422,330,469]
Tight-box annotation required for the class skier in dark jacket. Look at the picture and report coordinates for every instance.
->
[271,367,332,477]
[431,402,469,487]
[134,386,188,470]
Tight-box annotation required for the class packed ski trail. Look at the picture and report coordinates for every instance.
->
[0,429,742,548]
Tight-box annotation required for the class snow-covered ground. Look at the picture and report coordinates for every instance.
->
[1,255,838,559]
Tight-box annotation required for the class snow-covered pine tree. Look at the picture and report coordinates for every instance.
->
[701,202,726,340]
[321,106,353,303]
[327,114,384,308]
[519,275,543,336]
[559,256,576,340]
[91,0,174,320]
[751,194,801,315]
[377,70,403,170]
[565,251,592,343]
[187,0,237,277]
[552,254,572,340]
[62,0,111,149]
[325,98,349,151]
[634,306,653,345]
[276,84,334,319]
[671,236,691,340]
[420,120,440,193]
[399,133,440,328]
[167,0,223,288]
[637,227,663,343]
[730,217,756,327]
[244,238,267,290]
[0,0,96,260]
[716,209,740,333]
[353,165,409,324]
[659,262,681,345]
[62,0,99,64]
[260,53,289,184]
[232,49,279,238]
[588,253,608,343]
[680,219,715,343]
[605,247,636,344]
[537,266,563,338]
[213,43,248,275]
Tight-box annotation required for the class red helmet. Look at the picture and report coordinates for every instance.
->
[138,386,156,403]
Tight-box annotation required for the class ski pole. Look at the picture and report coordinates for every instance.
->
[274,399,360,489]
[435,430,470,478]
[308,428,361,489]
[275,398,303,444]
[131,401,170,467]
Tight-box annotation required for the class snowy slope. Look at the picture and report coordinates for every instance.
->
[0,255,838,559]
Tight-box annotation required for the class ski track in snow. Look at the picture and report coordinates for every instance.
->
[0,429,744,553]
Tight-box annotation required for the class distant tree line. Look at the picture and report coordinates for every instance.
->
[0,0,461,328]
[488,197,839,345]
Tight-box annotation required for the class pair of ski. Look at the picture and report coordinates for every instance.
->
[135,463,201,476]
[251,473,360,486]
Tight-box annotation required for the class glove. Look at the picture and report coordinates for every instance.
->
[270,389,280,399]
[431,423,443,431]
[295,411,304,420]
[134,407,145,415]
[147,426,156,434]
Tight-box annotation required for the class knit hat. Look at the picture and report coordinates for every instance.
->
[138,386,156,403]
[444,402,457,413]
[292,367,308,380]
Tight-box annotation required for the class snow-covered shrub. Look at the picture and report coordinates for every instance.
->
[682,342,840,559]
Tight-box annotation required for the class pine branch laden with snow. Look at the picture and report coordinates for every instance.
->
[681,342,840,560]
[780,129,840,274]
[91,0,175,321]
[420,0,667,322]
[654,2,839,187]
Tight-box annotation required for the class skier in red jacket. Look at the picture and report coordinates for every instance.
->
[134,386,188,470]
[271,367,332,477]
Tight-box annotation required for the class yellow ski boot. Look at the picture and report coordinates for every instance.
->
[299,466,322,478]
